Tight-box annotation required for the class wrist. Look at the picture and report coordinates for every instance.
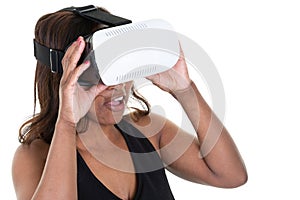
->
[171,81,195,99]
[55,118,77,134]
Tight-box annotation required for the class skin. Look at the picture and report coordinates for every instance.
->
[12,36,247,200]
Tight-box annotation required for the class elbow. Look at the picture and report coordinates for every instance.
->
[208,169,248,189]
[238,171,248,187]
[221,171,248,189]
[228,172,248,188]
[194,170,248,189]
[220,161,248,188]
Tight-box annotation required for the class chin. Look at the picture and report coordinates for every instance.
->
[108,115,124,125]
[96,111,125,126]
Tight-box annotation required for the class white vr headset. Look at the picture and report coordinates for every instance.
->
[34,5,180,86]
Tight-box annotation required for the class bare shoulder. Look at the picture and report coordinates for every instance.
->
[123,112,170,135]
[123,112,176,149]
[12,139,49,197]
[13,139,49,165]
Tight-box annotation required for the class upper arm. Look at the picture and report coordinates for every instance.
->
[156,116,216,185]
[12,140,49,200]
[158,116,247,188]
[125,113,247,188]
[127,113,214,184]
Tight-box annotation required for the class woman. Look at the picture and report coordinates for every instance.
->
[12,6,247,200]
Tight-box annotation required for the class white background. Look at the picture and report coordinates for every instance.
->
[1,0,300,199]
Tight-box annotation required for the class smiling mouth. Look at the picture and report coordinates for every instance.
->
[105,96,126,111]
[111,96,124,105]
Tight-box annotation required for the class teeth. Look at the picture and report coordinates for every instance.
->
[113,96,124,101]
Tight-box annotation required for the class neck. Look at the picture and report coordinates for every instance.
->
[76,119,124,151]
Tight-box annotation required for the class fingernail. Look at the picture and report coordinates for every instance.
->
[77,36,82,46]
[84,60,90,65]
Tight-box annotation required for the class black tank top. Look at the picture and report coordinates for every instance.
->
[77,120,175,199]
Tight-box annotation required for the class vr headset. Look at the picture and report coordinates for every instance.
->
[34,5,180,86]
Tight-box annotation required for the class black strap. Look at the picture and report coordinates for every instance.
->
[62,5,132,26]
[33,39,64,73]
[34,5,132,73]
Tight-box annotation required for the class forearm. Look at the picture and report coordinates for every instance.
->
[173,82,247,186]
[32,120,77,199]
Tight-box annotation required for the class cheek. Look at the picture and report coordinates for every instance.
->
[86,97,104,121]
[124,82,133,97]
[93,96,105,112]
[91,97,112,124]
[125,81,133,90]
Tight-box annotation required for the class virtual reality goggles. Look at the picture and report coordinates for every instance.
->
[34,5,180,86]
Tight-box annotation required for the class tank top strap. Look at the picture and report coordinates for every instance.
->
[114,119,165,173]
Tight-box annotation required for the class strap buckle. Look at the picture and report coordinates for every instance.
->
[33,5,132,74]
[49,49,60,73]
[33,39,63,73]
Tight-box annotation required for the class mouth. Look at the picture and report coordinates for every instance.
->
[104,95,126,112]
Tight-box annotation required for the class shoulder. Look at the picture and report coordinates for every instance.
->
[13,139,49,164]
[123,112,178,148]
[12,139,49,193]
[123,112,170,135]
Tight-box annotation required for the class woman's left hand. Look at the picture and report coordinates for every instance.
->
[146,47,192,93]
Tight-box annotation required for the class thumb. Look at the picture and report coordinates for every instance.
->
[87,84,108,98]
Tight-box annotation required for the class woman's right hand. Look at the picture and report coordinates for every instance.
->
[58,36,107,125]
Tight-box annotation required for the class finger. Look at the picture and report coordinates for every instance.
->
[88,83,108,97]
[178,42,186,60]
[82,82,108,102]
[61,36,86,75]
[146,73,159,83]
[66,37,85,73]
[61,40,78,72]
[67,60,91,86]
